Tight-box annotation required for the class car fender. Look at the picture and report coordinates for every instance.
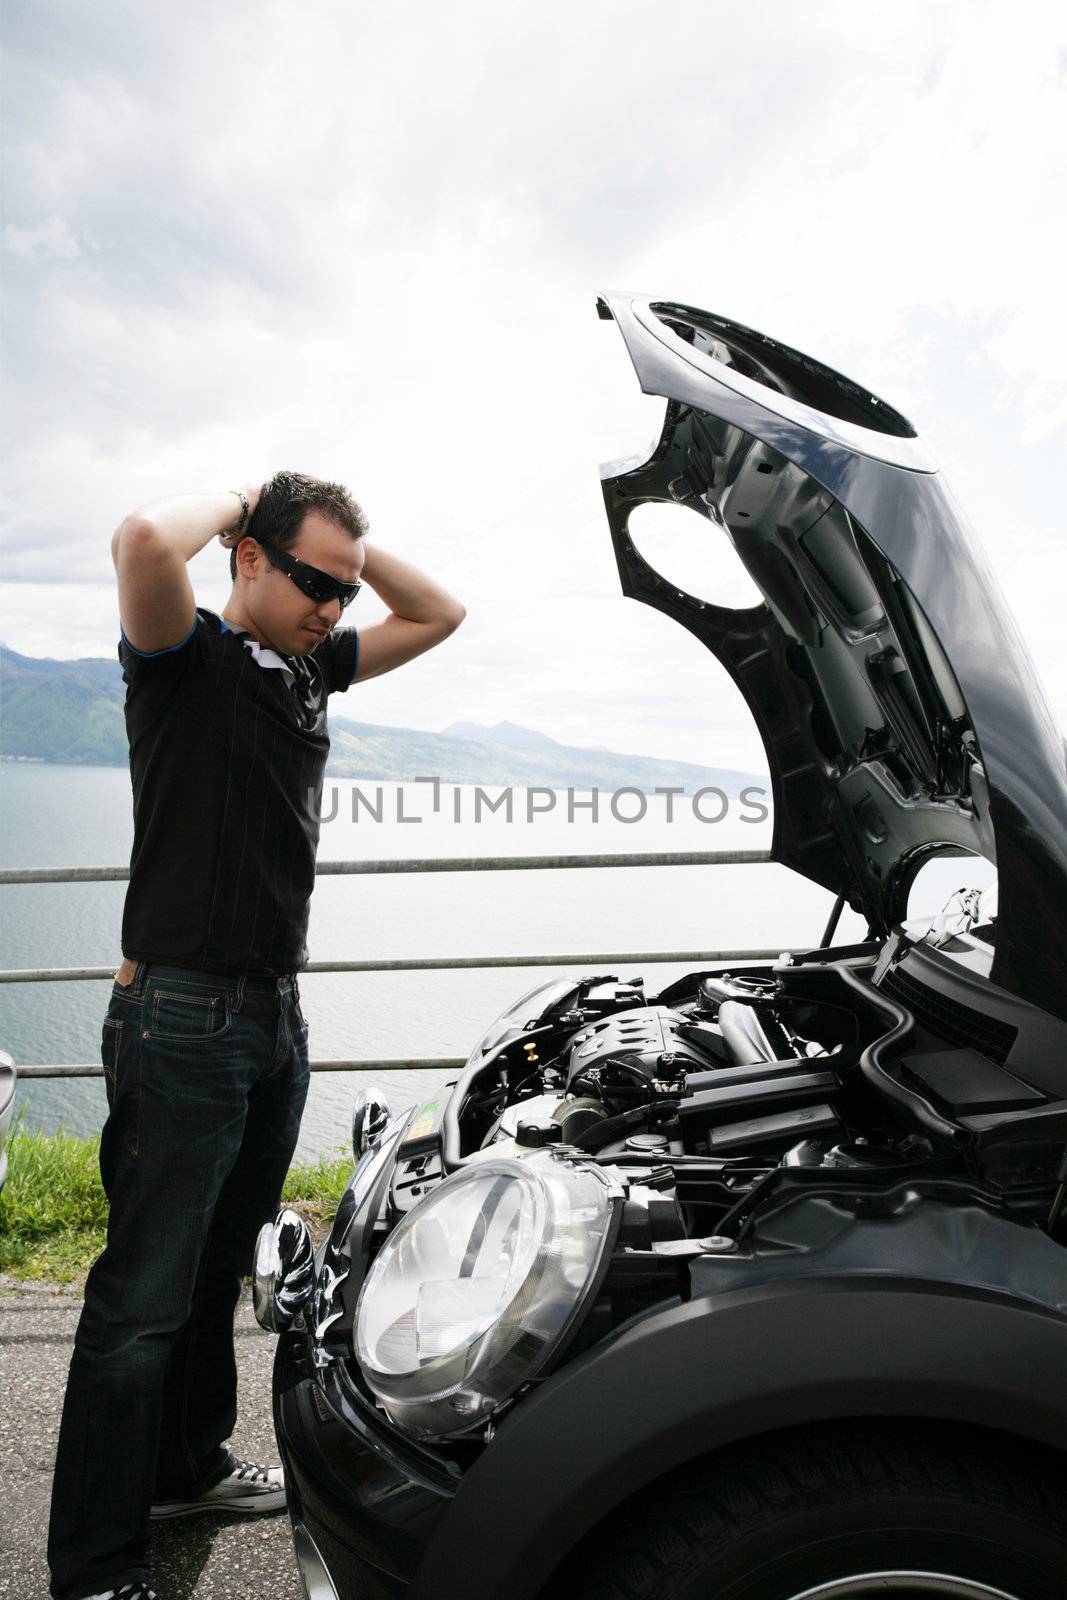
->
[410,1276,1067,1600]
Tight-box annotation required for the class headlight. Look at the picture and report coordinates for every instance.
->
[354,1149,622,1439]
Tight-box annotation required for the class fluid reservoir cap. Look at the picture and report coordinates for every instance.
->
[625,1132,669,1153]
[516,1120,563,1148]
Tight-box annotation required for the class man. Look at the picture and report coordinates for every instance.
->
[48,472,465,1600]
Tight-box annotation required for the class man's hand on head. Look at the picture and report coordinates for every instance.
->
[350,544,466,683]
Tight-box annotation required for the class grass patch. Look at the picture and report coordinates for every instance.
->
[280,1148,354,1222]
[0,1124,353,1285]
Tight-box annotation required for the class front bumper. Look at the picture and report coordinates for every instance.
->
[273,1324,458,1599]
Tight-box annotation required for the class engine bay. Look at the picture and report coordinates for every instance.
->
[375,938,1067,1351]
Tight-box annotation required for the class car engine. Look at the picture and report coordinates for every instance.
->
[295,920,1067,1457]
[368,933,1067,1361]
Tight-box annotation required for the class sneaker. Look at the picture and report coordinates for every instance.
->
[150,1459,286,1518]
[83,1586,158,1600]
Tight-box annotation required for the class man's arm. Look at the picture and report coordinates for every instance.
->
[111,486,258,653]
[353,545,466,683]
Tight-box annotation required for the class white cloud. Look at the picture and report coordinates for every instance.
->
[3,216,84,261]
[2,0,1065,762]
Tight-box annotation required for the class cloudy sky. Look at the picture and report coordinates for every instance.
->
[3,0,1065,771]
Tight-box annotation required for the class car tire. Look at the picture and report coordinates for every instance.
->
[549,1421,1067,1600]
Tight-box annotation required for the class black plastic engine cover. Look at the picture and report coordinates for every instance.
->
[564,1005,724,1089]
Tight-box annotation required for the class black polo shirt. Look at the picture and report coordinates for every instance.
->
[119,607,358,974]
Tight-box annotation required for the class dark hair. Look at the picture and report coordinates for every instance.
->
[230,471,368,580]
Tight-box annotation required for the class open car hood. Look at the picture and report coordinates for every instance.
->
[597,292,1067,1023]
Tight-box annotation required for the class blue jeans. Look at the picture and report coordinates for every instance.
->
[47,963,310,1600]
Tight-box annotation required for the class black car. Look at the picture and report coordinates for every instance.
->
[257,294,1067,1600]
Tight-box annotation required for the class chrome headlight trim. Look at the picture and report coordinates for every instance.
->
[352,1085,392,1164]
[354,1148,623,1439]
[253,1208,315,1333]
[311,1105,416,1346]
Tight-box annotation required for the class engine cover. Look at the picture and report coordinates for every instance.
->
[564,1005,726,1088]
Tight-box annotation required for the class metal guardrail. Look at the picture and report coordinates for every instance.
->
[3,848,780,1079]
[0,848,771,887]
[18,1057,472,1079]
[3,947,784,985]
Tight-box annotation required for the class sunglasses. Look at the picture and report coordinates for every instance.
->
[256,537,362,610]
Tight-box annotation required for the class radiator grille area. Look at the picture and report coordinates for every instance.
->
[881,967,1018,1066]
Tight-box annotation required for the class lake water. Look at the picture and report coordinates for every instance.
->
[0,762,869,1160]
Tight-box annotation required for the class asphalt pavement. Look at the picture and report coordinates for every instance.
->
[0,1279,304,1600]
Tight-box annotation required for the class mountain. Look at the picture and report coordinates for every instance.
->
[328,717,759,792]
[0,646,763,792]
[444,719,568,749]
[1,646,127,766]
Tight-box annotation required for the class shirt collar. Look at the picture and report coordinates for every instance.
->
[220,618,296,683]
